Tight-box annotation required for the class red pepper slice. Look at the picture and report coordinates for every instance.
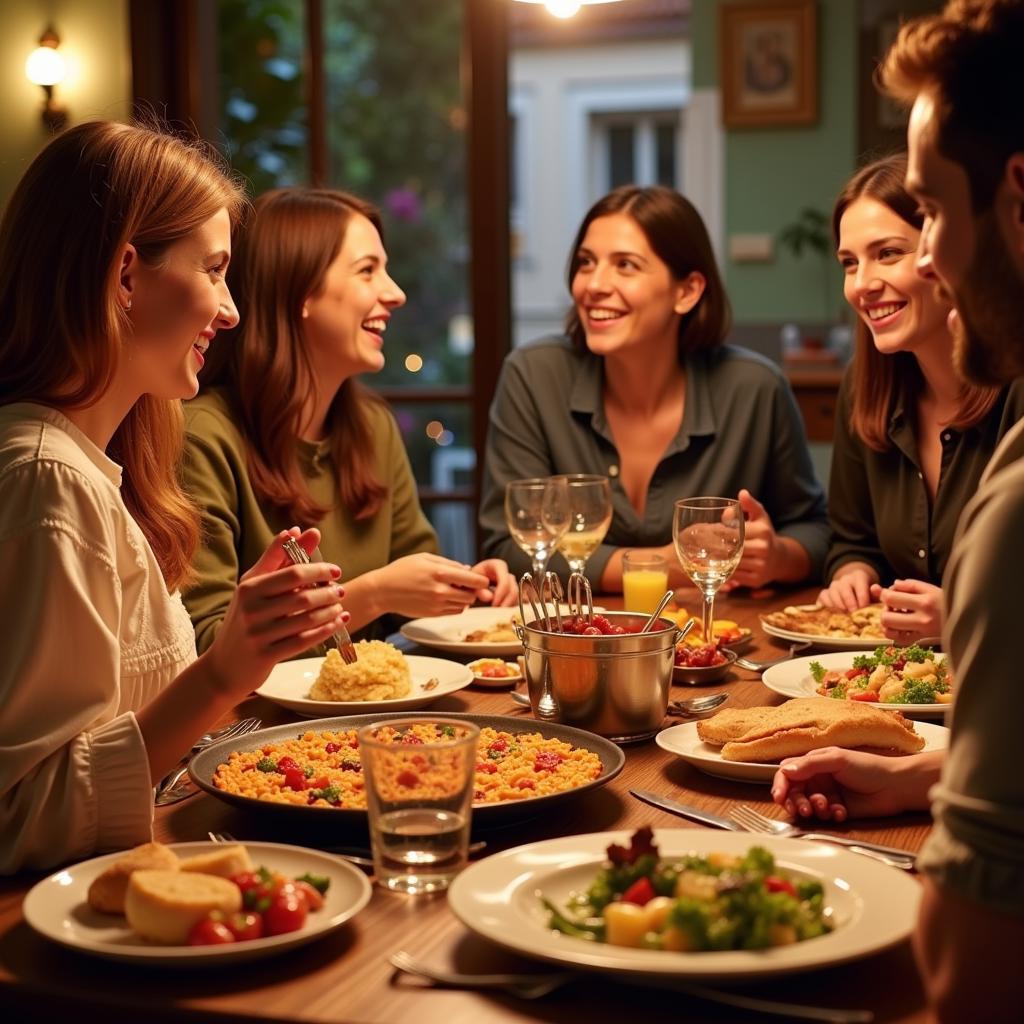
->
[851,690,879,702]
[764,875,798,897]
[621,876,656,906]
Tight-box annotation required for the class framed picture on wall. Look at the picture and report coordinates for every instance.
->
[720,1,818,128]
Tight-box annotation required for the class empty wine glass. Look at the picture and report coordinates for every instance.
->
[505,476,571,578]
[672,497,744,645]
[556,474,612,578]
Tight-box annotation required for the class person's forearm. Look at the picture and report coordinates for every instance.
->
[772,536,812,583]
[894,749,944,812]
[336,572,383,633]
[136,650,245,779]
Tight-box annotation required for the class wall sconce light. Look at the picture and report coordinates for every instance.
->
[514,0,623,19]
[25,25,68,132]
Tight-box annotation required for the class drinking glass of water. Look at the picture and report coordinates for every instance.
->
[359,718,480,894]
[672,497,744,645]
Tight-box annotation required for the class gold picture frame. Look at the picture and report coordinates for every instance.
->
[720,1,818,129]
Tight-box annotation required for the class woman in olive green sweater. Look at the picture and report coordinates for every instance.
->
[182,187,514,653]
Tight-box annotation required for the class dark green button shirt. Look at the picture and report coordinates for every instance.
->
[479,337,829,583]
[824,367,1024,585]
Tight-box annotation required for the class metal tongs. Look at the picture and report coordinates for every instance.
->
[281,536,357,664]
[517,570,594,633]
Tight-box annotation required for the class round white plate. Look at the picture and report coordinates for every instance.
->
[447,828,920,981]
[400,605,604,657]
[22,841,371,966]
[760,606,888,651]
[656,719,949,783]
[256,655,473,717]
[762,652,952,717]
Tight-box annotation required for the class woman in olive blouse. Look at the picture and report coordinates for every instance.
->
[480,185,829,593]
[183,188,514,653]
[819,154,1024,641]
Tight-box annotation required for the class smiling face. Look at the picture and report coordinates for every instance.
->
[907,90,1024,386]
[301,213,406,381]
[125,207,239,400]
[570,212,701,360]
[836,196,951,358]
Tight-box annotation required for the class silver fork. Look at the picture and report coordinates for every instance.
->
[729,805,917,870]
[281,537,357,664]
[735,641,812,673]
[154,717,262,805]
[388,951,874,1021]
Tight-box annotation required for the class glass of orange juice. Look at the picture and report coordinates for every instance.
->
[622,551,669,615]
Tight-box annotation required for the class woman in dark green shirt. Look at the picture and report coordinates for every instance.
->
[183,188,514,652]
[819,154,1024,642]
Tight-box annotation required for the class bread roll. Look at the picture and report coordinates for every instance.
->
[696,698,925,763]
[178,844,253,879]
[125,870,241,944]
[87,842,180,914]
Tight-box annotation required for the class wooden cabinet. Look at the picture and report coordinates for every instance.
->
[785,366,844,443]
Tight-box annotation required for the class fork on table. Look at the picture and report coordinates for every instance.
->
[734,641,812,673]
[388,951,874,1022]
[154,717,262,805]
[729,805,917,870]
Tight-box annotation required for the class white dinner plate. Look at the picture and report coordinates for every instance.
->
[22,841,371,966]
[447,829,920,981]
[656,719,949,783]
[400,605,604,657]
[760,605,889,650]
[762,652,952,717]
[256,655,473,717]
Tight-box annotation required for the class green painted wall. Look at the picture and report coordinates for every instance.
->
[692,0,858,325]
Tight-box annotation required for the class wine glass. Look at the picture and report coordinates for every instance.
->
[505,476,571,579]
[556,474,612,578]
[672,497,745,645]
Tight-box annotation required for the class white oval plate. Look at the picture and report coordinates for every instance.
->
[256,655,473,717]
[760,605,888,651]
[448,829,920,981]
[467,658,523,688]
[656,719,949,783]
[22,841,371,967]
[400,605,604,657]
[762,652,952,717]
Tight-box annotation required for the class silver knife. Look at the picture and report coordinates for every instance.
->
[630,789,740,830]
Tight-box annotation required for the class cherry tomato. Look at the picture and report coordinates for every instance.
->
[232,870,275,912]
[764,876,798,897]
[282,767,307,791]
[851,690,879,702]
[188,916,237,945]
[263,883,308,936]
[224,911,264,942]
[293,880,325,912]
[621,876,656,906]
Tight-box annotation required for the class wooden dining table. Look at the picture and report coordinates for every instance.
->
[0,585,935,1023]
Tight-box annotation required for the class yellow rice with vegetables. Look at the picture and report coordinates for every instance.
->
[213,722,604,808]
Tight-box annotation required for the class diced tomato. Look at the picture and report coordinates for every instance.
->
[488,738,509,753]
[282,767,307,790]
[324,742,341,754]
[845,668,868,680]
[400,733,424,744]
[764,876,797,897]
[276,756,301,773]
[516,778,536,790]
[223,911,263,942]
[851,690,879,702]
[476,762,497,774]
[263,882,308,936]
[396,769,420,787]
[188,916,236,945]
[621,876,656,906]
[339,760,361,773]
[311,776,329,789]
[533,751,562,773]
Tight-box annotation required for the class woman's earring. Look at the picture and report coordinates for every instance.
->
[125,298,133,312]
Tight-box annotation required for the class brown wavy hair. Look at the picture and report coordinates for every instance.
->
[564,185,731,361]
[0,120,247,589]
[832,153,999,451]
[200,188,387,524]
[880,0,1024,212]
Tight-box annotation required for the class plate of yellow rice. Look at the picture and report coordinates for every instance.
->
[256,640,473,717]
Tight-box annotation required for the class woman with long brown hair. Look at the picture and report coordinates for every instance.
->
[182,187,513,651]
[818,152,1024,641]
[480,184,829,593]
[0,123,348,873]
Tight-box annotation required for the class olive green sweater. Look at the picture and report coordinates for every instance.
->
[181,389,437,655]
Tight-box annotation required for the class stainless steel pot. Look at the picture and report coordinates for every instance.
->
[514,612,682,742]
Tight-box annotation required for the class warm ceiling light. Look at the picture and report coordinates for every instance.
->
[25,25,67,131]
[514,0,624,19]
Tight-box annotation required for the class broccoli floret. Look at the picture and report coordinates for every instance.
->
[739,845,775,877]
[668,898,712,950]
[256,757,278,773]
[901,678,939,704]
[852,653,876,670]
[809,660,827,684]
[900,644,932,663]
[829,681,849,700]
